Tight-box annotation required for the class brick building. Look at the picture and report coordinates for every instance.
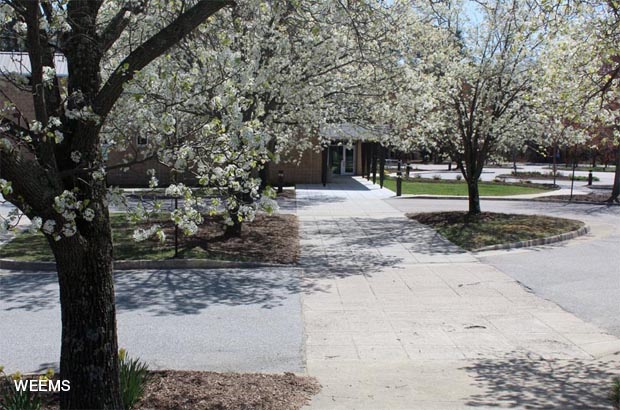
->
[1,52,377,187]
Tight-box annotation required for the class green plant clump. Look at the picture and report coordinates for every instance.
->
[0,368,41,410]
[610,377,620,410]
[119,349,151,410]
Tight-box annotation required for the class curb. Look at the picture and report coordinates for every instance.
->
[0,258,290,272]
[532,198,620,206]
[473,224,591,252]
[392,195,620,205]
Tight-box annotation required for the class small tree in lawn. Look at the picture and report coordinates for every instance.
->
[394,0,547,215]
[0,1,231,409]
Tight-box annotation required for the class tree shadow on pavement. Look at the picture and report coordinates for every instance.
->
[462,355,620,409]
[0,271,58,311]
[1,207,467,316]
[114,268,306,315]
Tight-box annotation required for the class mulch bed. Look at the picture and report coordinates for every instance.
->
[535,192,618,204]
[136,371,320,410]
[6,371,319,410]
[171,213,300,264]
[408,211,584,250]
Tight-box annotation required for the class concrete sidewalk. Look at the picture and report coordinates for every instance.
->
[299,177,620,409]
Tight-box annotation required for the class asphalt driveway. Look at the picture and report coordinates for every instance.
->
[0,268,304,374]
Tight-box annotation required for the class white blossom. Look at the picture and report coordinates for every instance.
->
[13,22,27,35]
[71,151,82,163]
[42,66,56,85]
[42,220,56,235]
[29,216,43,233]
[82,208,95,222]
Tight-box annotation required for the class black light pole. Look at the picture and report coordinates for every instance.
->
[396,160,402,196]
[570,147,577,201]
[277,170,284,193]
[174,197,179,258]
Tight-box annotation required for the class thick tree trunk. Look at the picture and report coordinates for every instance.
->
[466,179,482,215]
[50,213,122,410]
[609,145,620,203]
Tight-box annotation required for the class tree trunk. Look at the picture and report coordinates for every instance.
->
[467,179,481,215]
[224,202,243,237]
[609,145,620,203]
[50,213,122,410]
[224,216,243,237]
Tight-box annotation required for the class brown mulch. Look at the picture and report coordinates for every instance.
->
[136,371,320,410]
[150,213,300,264]
[535,192,617,204]
[408,211,584,250]
[197,214,300,265]
[16,371,319,410]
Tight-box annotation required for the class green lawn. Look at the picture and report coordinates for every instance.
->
[408,212,584,250]
[0,215,187,262]
[0,213,299,264]
[382,178,552,196]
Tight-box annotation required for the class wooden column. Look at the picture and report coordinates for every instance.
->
[321,146,328,187]
[379,145,386,188]
[361,143,366,178]
[371,143,378,184]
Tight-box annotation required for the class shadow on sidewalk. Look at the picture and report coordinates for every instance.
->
[0,213,465,316]
[462,355,620,409]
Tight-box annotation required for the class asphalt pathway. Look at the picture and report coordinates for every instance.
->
[0,268,304,374]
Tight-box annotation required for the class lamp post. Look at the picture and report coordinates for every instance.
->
[396,160,402,197]
[277,170,284,193]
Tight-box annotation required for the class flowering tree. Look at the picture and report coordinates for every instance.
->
[570,0,620,202]
[104,0,399,236]
[0,1,232,408]
[530,0,620,201]
[391,0,548,214]
[0,0,411,408]
[527,11,598,184]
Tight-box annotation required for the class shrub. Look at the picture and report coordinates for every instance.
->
[414,174,422,179]
[456,175,462,181]
[0,368,41,410]
[610,377,620,410]
[119,349,151,410]
[571,175,600,182]
[432,174,442,180]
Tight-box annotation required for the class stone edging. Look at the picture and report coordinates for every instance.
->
[473,224,591,252]
[0,258,288,272]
